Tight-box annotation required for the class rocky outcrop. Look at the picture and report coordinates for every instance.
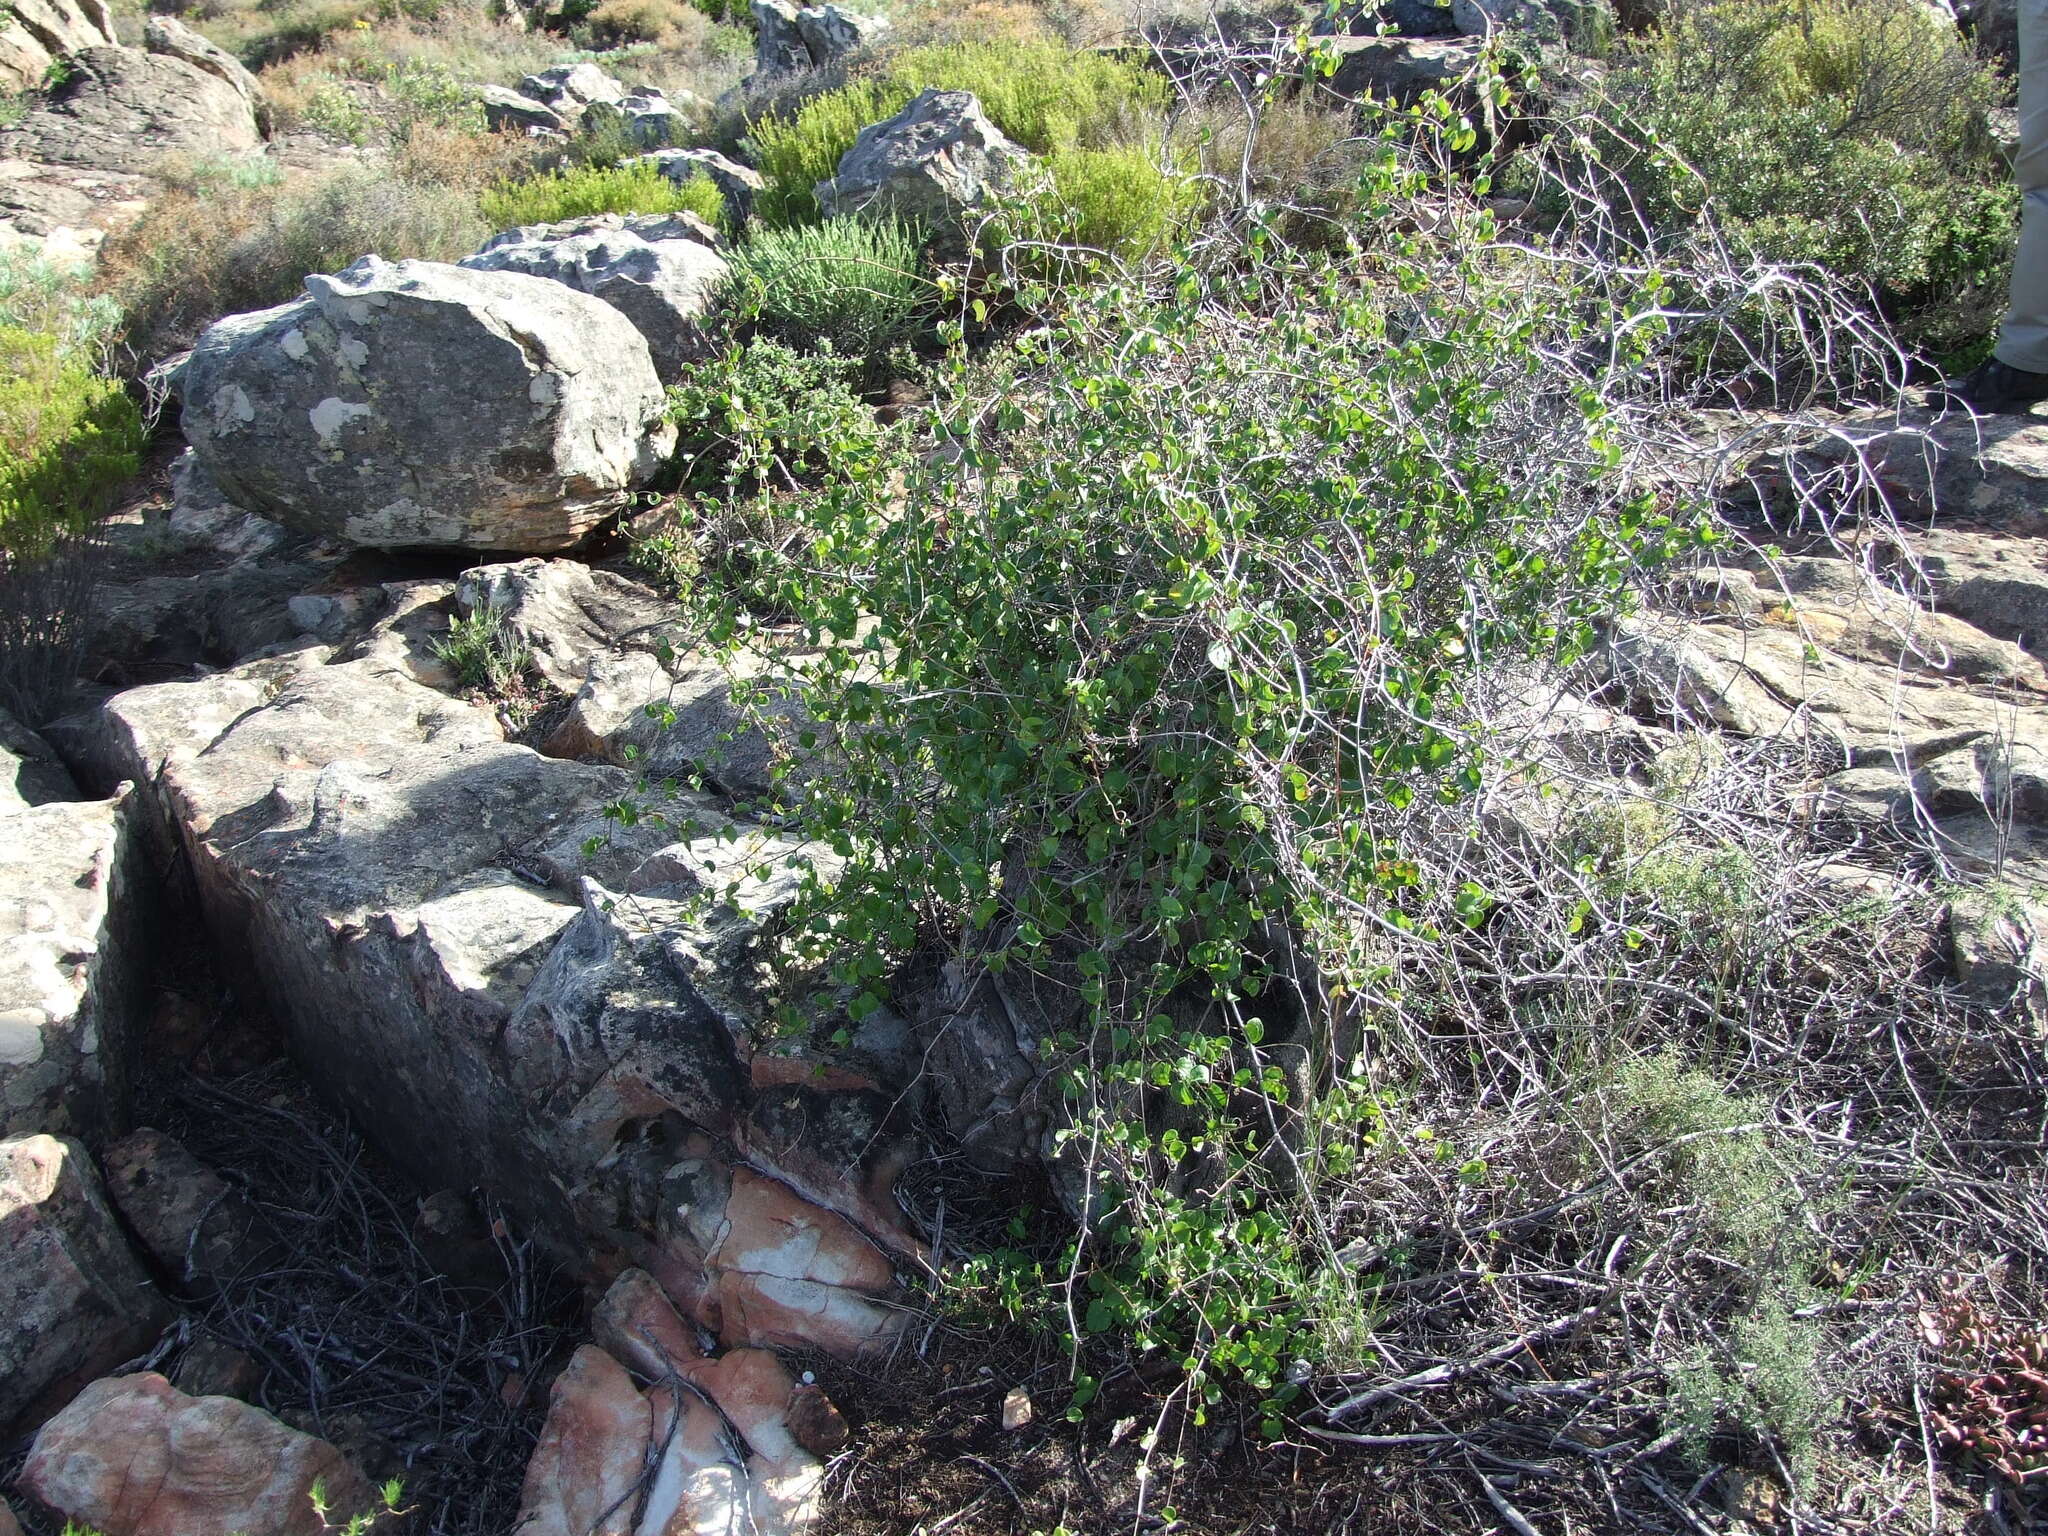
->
[0,709,76,814]
[140,15,267,131]
[816,88,1039,232]
[0,0,117,95]
[514,1346,650,1536]
[460,214,729,383]
[634,145,766,225]
[479,82,570,135]
[0,1135,173,1435]
[606,86,697,149]
[102,1128,268,1298]
[1743,406,2048,535]
[64,628,916,1361]
[22,1373,376,1536]
[749,0,889,79]
[452,556,681,690]
[449,557,813,799]
[1451,0,1611,42]
[1320,35,1483,104]
[1603,564,2048,884]
[180,256,676,552]
[1,787,147,1139]
[518,60,626,117]
[0,45,262,175]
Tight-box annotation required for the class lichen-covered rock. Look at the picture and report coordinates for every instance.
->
[477,81,568,135]
[634,146,765,224]
[22,1373,375,1536]
[180,256,676,552]
[1321,34,1483,103]
[460,215,728,383]
[750,0,889,77]
[452,557,681,689]
[519,60,625,115]
[1450,0,1610,42]
[817,89,1037,231]
[0,790,148,1138]
[0,1136,173,1435]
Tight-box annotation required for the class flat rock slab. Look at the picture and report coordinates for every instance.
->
[0,788,148,1138]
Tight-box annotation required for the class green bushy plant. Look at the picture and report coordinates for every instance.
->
[433,606,533,693]
[1598,0,2014,360]
[745,38,1168,225]
[670,130,1704,1410]
[726,216,930,360]
[646,337,889,600]
[998,141,1199,273]
[480,159,706,227]
[0,326,142,560]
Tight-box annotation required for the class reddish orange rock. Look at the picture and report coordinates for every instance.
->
[22,1373,374,1536]
[513,1345,652,1536]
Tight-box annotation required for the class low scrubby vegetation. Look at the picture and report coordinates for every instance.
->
[1591,0,2014,361]
[0,254,144,720]
[742,38,1171,225]
[479,159,721,227]
[19,0,2040,1524]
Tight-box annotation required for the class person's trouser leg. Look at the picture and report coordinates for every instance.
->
[1996,0,2048,371]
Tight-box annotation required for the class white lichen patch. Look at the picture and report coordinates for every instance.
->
[308,396,372,447]
[210,383,256,430]
[279,328,310,361]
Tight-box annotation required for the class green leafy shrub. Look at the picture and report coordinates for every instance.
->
[0,326,142,560]
[676,139,1704,1404]
[645,337,889,599]
[745,38,1168,225]
[726,216,930,359]
[480,160,707,227]
[98,163,486,362]
[0,249,124,365]
[1598,0,2014,360]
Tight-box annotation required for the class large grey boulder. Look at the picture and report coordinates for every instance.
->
[142,14,267,131]
[0,1134,174,1436]
[0,790,148,1140]
[180,256,676,553]
[519,59,625,117]
[460,214,729,383]
[749,0,889,77]
[0,0,116,95]
[1451,0,1610,43]
[816,88,1039,231]
[1322,35,1483,103]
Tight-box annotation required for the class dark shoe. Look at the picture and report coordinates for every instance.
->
[1930,358,2048,414]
